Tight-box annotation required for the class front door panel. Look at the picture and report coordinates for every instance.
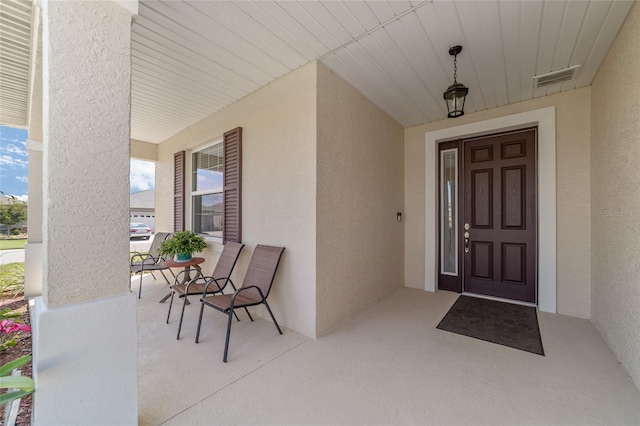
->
[463,129,537,303]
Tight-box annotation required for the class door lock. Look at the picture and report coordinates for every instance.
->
[464,223,470,253]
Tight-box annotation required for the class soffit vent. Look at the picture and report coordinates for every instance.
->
[533,65,581,88]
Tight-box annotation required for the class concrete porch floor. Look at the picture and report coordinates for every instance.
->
[135,276,640,425]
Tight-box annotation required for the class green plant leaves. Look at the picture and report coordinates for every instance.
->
[158,231,207,257]
[0,308,21,319]
[0,355,31,377]
[0,356,34,406]
[0,375,35,391]
[0,366,35,406]
[0,389,34,406]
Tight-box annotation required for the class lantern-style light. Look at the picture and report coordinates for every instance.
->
[443,45,469,118]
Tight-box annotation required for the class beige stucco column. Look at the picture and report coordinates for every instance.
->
[31,1,139,424]
[42,0,134,307]
[24,6,43,299]
[24,139,43,299]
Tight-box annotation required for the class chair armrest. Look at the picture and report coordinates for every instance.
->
[130,251,145,264]
[230,285,265,308]
[173,269,193,286]
[202,277,232,295]
[130,252,158,265]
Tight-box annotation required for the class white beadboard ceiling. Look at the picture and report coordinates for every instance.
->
[0,0,32,127]
[130,0,635,143]
[0,0,635,144]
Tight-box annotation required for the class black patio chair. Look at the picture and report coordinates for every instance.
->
[130,232,175,298]
[195,244,285,362]
[166,241,245,340]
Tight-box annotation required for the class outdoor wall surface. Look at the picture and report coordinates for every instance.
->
[43,0,132,307]
[316,63,404,336]
[131,139,158,161]
[26,146,42,243]
[405,87,592,319]
[25,142,43,298]
[156,63,317,337]
[33,1,138,424]
[590,1,640,390]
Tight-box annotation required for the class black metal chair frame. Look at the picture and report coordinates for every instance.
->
[196,286,283,362]
[165,242,246,339]
[130,232,175,299]
[195,245,285,362]
[167,272,250,340]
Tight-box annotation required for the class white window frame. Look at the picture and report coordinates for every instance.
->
[190,138,223,240]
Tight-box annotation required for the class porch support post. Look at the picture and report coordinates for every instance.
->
[24,6,43,299]
[24,139,43,298]
[31,1,139,424]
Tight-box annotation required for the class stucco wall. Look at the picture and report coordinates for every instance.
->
[43,0,132,307]
[156,63,317,337]
[590,1,640,390]
[33,2,139,424]
[405,87,591,319]
[131,139,158,161]
[316,63,404,336]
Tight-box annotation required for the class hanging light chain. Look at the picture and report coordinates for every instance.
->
[453,54,458,84]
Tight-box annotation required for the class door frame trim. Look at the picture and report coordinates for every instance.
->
[425,106,556,314]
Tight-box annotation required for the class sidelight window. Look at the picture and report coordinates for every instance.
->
[440,148,458,275]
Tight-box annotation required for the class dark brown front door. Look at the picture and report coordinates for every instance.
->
[463,129,537,303]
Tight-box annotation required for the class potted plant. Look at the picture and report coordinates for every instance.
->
[158,231,207,262]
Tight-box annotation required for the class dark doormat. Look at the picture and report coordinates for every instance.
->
[437,295,544,355]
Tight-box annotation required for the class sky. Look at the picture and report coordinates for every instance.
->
[0,126,28,201]
[0,125,155,198]
[130,158,155,193]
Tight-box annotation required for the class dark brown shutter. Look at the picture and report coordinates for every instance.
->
[223,127,242,243]
[174,150,185,232]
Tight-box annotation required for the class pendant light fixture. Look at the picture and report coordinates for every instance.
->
[443,45,469,118]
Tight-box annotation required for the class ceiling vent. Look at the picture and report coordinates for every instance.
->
[533,65,581,88]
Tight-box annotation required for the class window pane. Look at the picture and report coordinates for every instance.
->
[441,149,457,275]
[192,143,223,192]
[193,193,223,238]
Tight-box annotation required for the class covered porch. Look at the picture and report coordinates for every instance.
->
[136,274,640,425]
[1,0,639,423]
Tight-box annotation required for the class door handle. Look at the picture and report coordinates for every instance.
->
[464,224,470,253]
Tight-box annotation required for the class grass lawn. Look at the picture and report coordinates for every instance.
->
[0,239,27,250]
[0,262,25,297]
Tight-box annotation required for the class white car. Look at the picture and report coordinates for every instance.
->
[129,223,152,240]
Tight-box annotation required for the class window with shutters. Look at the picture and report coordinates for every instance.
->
[174,151,185,232]
[182,127,242,243]
[221,127,242,243]
[191,141,224,238]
